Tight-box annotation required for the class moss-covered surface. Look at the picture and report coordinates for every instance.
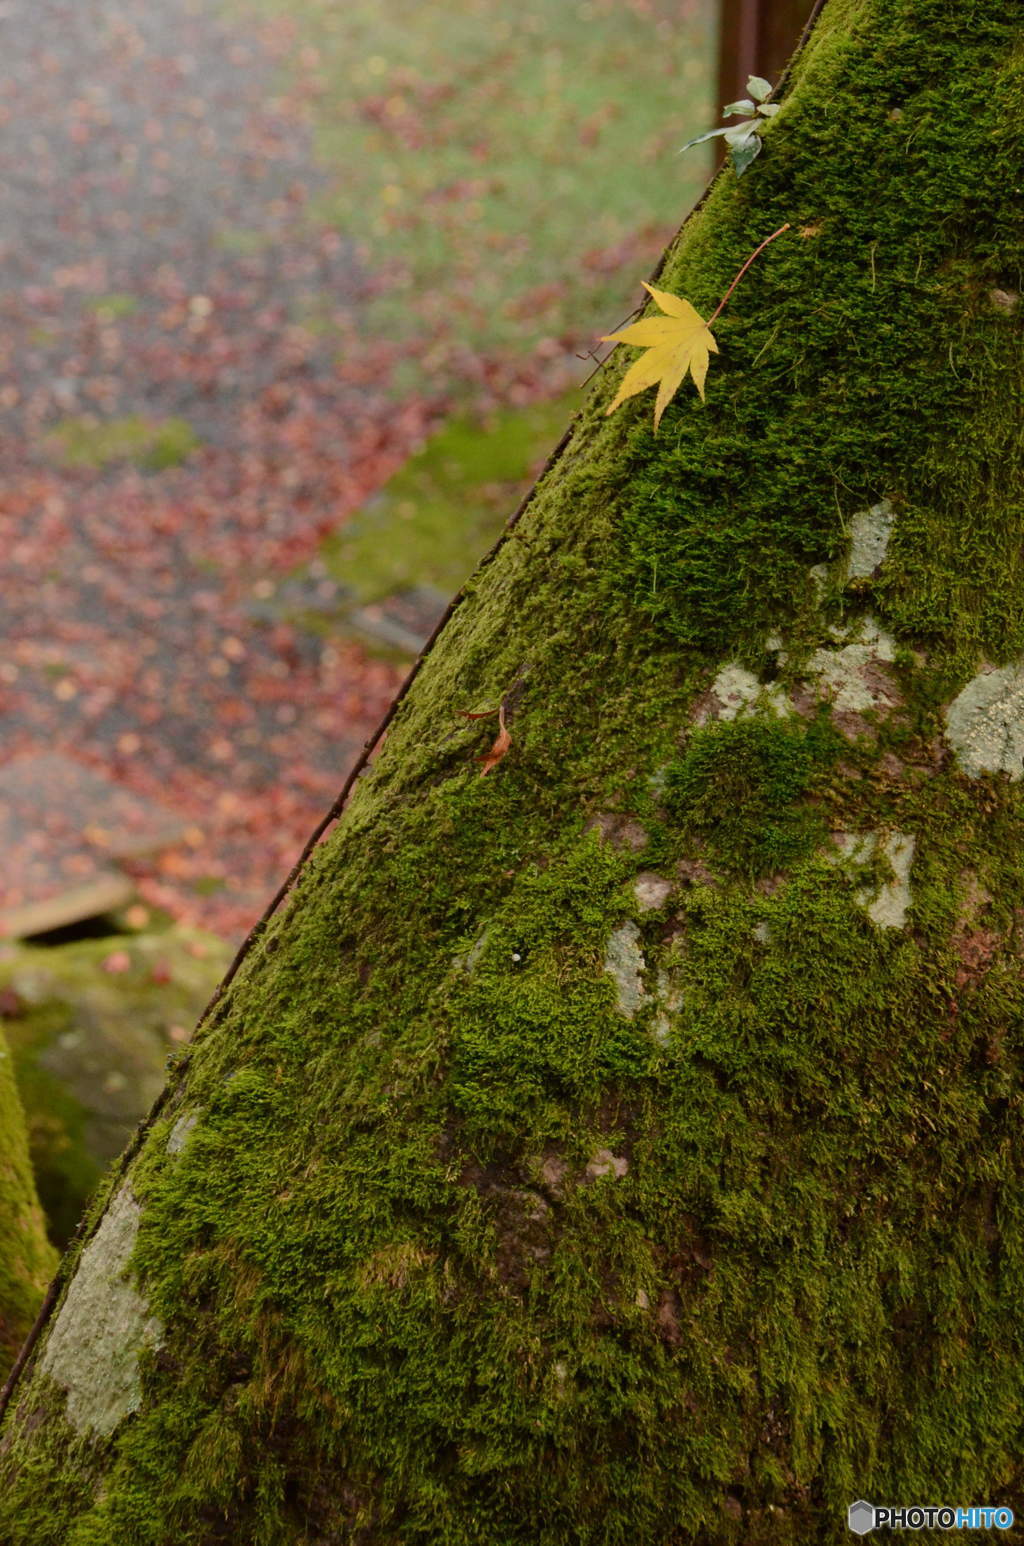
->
[0,930,229,1247]
[2,1,1024,1540]
[0,1025,57,1378]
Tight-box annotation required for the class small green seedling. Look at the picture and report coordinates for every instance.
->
[680,73,780,177]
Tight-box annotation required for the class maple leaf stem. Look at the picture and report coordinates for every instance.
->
[707,222,791,326]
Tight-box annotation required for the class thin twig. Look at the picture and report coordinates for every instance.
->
[707,223,791,326]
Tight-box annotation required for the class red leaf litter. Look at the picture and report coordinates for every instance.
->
[0,0,444,943]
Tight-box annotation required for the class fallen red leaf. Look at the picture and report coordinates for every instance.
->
[479,705,511,776]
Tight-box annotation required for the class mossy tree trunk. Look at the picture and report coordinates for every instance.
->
[0,1025,57,1378]
[2,1,1023,1539]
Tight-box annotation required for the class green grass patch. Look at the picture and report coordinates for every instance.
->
[323,389,578,601]
[46,415,201,472]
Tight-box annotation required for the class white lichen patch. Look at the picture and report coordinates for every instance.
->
[604,922,645,1019]
[831,831,916,929]
[651,969,682,1047]
[806,614,898,713]
[454,925,492,974]
[166,1108,201,1155]
[633,872,672,912]
[39,1184,163,1437]
[846,500,895,578]
[702,663,790,722]
[585,1149,629,1181]
[944,662,1024,780]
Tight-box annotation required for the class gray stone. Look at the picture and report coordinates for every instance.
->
[585,1149,629,1181]
[831,831,915,929]
[806,614,897,713]
[704,663,790,722]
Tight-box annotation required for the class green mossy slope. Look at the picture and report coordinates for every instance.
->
[0,1026,57,1377]
[1,2,1023,1541]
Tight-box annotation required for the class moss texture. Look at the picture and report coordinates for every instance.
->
[0,1025,58,1377]
[2,1,1024,1540]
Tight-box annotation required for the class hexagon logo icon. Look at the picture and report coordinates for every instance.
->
[848,1500,875,1535]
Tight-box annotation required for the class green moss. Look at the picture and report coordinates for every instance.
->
[2,2,1024,1540]
[604,0,1024,681]
[665,710,842,877]
[0,1025,57,1375]
[46,415,201,472]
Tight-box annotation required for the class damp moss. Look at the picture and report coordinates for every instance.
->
[664,710,842,877]
[2,1,1024,1541]
[0,1026,57,1376]
[606,0,1024,683]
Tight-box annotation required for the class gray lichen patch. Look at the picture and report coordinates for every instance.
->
[831,831,916,929]
[845,500,895,578]
[585,1149,629,1181]
[38,1184,162,1437]
[651,968,682,1048]
[944,661,1024,780]
[454,925,492,974]
[166,1108,201,1156]
[604,922,645,1018]
[805,615,898,714]
[700,663,791,723]
[633,873,672,912]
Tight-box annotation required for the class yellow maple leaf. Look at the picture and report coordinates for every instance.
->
[602,281,719,430]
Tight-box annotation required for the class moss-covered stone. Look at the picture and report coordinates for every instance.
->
[1,2,1023,1540]
[0,1025,57,1377]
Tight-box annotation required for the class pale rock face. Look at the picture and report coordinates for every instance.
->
[944,662,1024,780]
[604,922,645,1018]
[846,500,896,578]
[831,831,916,929]
[38,1185,163,1438]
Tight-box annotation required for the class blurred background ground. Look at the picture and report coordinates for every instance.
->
[1,0,720,1242]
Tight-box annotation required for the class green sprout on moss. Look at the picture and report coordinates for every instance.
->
[681,73,780,177]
